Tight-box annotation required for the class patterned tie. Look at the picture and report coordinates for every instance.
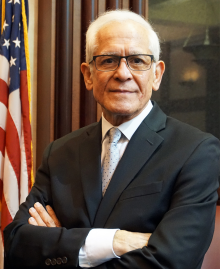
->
[102,128,121,195]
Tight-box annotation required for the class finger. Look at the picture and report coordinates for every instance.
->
[46,205,62,227]
[145,233,152,246]
[34,202,56,227]
[28,217,38,226]
[29,207,47,227]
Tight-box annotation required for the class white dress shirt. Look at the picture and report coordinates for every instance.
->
[79,101,153,268]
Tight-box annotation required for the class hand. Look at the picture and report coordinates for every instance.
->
[28,202,61,227]
[113,230,151,256]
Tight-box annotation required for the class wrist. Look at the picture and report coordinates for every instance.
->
[113,230,129,256]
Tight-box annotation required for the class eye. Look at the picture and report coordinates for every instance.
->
[129,56,145,65]
[104,58,114,64]
[100,56,118,65]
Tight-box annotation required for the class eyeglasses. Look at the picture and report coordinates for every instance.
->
[89,54,155,72]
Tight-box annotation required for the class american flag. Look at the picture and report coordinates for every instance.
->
[0,0,33,267]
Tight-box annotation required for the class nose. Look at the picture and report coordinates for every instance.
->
[113,58,132,81]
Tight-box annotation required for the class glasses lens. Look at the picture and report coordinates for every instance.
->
[95,56,119,71]
[127,55,152,71]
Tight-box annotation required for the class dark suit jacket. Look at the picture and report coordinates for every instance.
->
[4,102,220,269]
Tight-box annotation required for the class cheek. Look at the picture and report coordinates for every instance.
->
[137,83,153,104]
[93,74,110,90]
[139,73,154,94]
[92,79,108,103]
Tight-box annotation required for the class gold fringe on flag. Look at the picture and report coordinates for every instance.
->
[1,0,5,34]
[21,0,34,186]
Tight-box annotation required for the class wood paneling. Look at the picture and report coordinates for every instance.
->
[54,0,73,139]
[80,0,98,127]
[50,1,56,143]
[106,0,122,9]
[98,0,106,14]
[130,0,148,17]
[37,0,56,169]
[72,1,81,131]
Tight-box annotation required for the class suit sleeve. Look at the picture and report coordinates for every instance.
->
[103,136,220,269]
[3,142,91,269]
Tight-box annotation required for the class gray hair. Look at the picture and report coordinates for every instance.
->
[85,10,161,64]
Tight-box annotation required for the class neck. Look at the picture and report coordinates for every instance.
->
[103,111,140,126]
[102,103,150,126]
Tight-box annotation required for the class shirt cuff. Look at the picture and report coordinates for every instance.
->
[79,228,120,268]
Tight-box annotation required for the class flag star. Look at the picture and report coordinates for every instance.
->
[13,37,21,48]
[12,15,15,22]
[14,0,20,4]
[8,0,13,3]
[10,56,17,67]
[19,23,21,30]
[3,20,9,31]
[3,39,10,49]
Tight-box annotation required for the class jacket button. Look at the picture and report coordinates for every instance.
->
[45,258,51,266]
[51,258,57,265]
[57,258,62,265]
[62,257,68,264]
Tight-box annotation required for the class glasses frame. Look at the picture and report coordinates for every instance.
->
[89,54,155,72]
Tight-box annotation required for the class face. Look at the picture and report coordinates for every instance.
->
[81,21,165,126]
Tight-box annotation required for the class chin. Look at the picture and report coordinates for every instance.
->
[109,108,137,117]
[108,101,135,112]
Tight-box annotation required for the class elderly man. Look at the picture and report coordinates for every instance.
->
[4,10,220,269]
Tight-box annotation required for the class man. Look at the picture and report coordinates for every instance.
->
[4,10,220,269]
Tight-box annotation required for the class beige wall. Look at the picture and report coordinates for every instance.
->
[28,0,38,174]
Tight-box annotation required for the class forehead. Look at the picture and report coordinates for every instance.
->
[95,20,150,55]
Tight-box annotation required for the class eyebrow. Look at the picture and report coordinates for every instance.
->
[98,51,145,56]
[98,52,120,56]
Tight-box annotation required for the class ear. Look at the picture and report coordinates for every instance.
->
[81,63,93,91]
[152,61,165,92]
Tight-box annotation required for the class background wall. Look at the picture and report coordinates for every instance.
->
[149,0,220,141]
[28,0,38,173]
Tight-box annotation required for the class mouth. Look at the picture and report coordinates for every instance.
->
[109,89,134,93]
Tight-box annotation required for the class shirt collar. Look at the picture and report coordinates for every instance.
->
[102,100,153,142]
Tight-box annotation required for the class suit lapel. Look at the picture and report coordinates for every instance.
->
[80,121,103,226]
[93,102,166,228]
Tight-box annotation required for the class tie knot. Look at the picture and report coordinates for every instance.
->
[108,128,121,144]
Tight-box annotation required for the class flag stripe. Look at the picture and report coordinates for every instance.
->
[20,129,28,203]
[0,128,5,159]
[0,79,8,107]
[0,175,3,201]
[5,111,21,188]
[3,150,19,220]
[8,90,21,141]
[20,70,32,192]
[0,55,9,84]
[21,0,31,123]
[0,102,7,131]
[0,229,3,263]
[1,192,13,232]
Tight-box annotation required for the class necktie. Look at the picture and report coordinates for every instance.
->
[102,128,121,195]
